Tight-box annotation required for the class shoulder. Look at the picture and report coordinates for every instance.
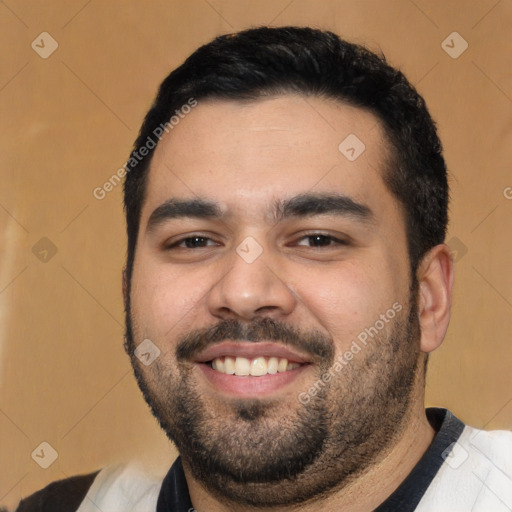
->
[14,463,165,512]
[15,471,100,512]
[418,424,512,512]
[74,463,163,511]
[462,424,512,473]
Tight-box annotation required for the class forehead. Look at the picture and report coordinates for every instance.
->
[144,95,396,221]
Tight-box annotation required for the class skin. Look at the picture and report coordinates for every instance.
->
[125,94,454,511]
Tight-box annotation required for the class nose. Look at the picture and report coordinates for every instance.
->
[207,245,297,322]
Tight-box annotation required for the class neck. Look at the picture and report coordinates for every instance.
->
[184,399,435,512]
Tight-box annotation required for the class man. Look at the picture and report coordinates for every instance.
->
[15,26,512,512]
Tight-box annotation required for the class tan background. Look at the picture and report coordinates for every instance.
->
[1,0,511,508]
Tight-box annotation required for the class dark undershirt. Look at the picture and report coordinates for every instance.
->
[156,408,465,512]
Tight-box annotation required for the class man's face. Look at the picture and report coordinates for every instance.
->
[126,95,421,505]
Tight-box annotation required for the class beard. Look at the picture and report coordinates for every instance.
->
[125,291,421,507]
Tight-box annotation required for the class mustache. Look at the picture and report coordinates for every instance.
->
[176,317,334,363]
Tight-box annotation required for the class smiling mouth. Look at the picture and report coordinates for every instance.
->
[209,356,304,377]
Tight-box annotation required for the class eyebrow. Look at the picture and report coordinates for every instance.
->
[147,199,223,232]
[146,193,374,232]
[272,193,374,224]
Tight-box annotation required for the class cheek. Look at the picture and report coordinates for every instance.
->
[130,257,212,341]
[292,260,401,349]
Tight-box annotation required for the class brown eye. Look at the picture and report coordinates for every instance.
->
[167,235,218,250]
[307,235,332,247]
[296,234,347,248]
[181,236,210,248]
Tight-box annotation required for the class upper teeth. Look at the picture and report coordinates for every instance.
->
[211,356,301,376]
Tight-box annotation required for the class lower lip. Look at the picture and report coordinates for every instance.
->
[196,363,310,398]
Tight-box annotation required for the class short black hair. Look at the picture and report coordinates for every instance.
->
[123,26,448,283]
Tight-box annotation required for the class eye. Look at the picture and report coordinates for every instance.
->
[166,235,219,249]
[295,233,348,248]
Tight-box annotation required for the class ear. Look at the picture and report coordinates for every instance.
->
[416,244,454,354]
